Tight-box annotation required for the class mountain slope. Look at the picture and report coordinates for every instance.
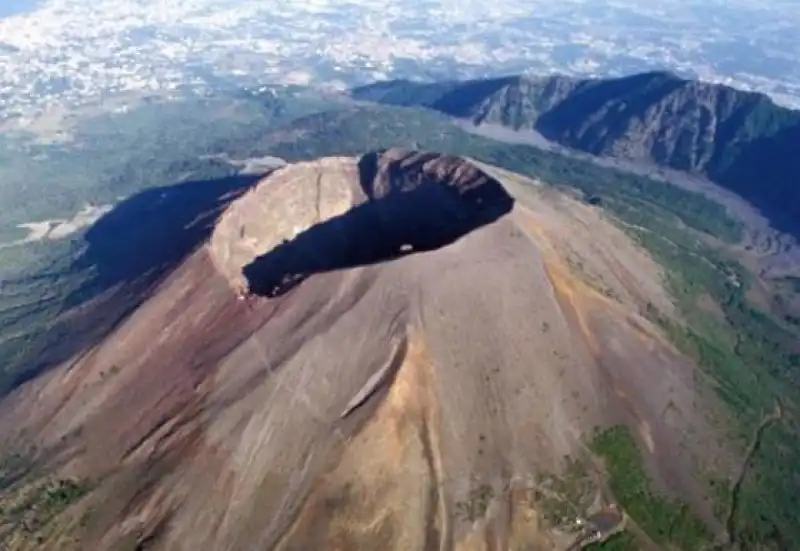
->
[0,150,731,551]
[352,71,800,235]
[0,87,334,393]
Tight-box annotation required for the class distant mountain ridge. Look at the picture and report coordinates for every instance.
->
[352,71,800,234]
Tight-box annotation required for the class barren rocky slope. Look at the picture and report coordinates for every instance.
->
[0,149,733,550]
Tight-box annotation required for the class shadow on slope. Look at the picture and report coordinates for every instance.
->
[4,174,259,395]
[69,174,259,302]
[243,152,514,297]
[713,121,800,236]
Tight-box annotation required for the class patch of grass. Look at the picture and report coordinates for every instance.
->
[41,479,87,510]
[635,234,800,547]
[1,477,89,541]
[455,483,494,522]
[591,426,712,550]
[533,456,596,527]
[8,477,88,515]
[583,532,637,551]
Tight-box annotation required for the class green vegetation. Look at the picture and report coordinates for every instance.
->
[0,87,333,388]
[711,98,800,235]
[0,477,89,545]
[632,229,800,548]
[454,483,494,522]
[0,90,328,234]
[591,426,712,550]
[11,478,87,515]
[532,456,596,527]
[583,532,637,551]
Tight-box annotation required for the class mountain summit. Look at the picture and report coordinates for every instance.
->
[0,149,728,550]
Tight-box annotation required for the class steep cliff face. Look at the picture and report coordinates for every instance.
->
[352,72,800,233]
[0,150,730,551]
[531,72,798,176]
[350,75,579,130]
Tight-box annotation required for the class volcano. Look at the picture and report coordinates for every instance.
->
[0,149,731,551]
